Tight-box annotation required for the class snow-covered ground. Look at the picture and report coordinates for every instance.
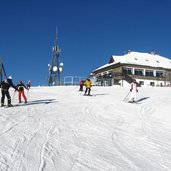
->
[0,85,171,171]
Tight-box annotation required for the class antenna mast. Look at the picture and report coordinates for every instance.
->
[48,29,63,86]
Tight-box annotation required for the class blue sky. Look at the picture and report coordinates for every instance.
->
[0,0,171,86]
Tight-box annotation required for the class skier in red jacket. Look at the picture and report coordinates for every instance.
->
[79,80,84,91]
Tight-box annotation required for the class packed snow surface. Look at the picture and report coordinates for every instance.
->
[0,86,171,171]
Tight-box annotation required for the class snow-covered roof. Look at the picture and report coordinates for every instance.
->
[95,51,171,71]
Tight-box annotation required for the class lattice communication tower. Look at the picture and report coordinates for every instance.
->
[48,31,63,86]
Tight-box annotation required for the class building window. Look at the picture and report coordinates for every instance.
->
[156,71,164,77]
[145,70,154,77]
[134,69,143,76]
[150,82,155,86]
[123,68,132,75]
[139,81,144,85]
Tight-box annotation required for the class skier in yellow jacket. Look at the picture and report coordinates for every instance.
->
[84,79,92,96]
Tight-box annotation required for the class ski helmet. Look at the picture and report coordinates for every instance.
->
[8,76,12,79]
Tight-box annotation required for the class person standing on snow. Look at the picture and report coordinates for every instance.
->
[129,79,138,103]
[0,76,17,107]
[16,80,29,103]
[79,80,84,91]
[26,80,31,89]
[84,78,92,95]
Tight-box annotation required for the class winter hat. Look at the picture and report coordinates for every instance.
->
[8,76,12,79]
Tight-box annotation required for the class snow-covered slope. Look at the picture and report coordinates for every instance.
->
[0,86,171,171]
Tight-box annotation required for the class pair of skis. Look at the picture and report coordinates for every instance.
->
[2,103,28,108]
[123,92,141,104]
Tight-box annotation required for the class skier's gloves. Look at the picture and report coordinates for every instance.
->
[130,89,132,92]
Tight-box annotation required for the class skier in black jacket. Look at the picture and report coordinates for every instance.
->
[0,76,17,107]
[16,80,28,103]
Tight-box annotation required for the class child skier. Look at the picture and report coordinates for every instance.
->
[16,80,29,103]
[129,79,138,103]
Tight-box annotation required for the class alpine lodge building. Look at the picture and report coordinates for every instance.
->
[91,51,171,87]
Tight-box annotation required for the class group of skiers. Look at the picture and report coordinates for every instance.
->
[0,76,31,107]
[0,75,138,107]
[79,78,92,96]
[80,78,139,102]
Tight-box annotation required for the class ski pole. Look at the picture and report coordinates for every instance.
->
[123,91,130,101]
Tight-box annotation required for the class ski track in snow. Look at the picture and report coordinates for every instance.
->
[0,86,171,171]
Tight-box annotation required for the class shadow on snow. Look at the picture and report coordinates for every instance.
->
[137,97,150,102]
[26,99,57,106]
[92,93,109,96]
